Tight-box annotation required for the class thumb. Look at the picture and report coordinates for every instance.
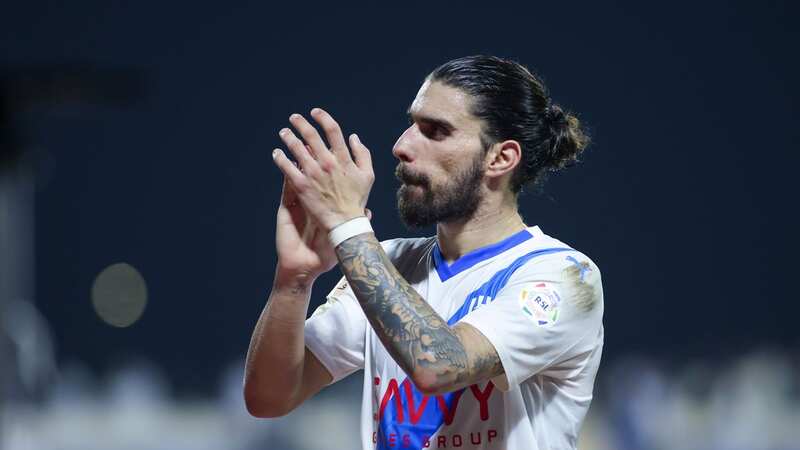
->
[280,175,299,207]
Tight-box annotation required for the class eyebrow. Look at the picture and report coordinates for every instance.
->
[406,107,456,132]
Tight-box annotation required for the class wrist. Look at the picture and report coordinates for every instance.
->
[273,267,319,295]
[324,210,366,234]
[328,216,373,248]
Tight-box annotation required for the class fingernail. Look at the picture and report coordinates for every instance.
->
[272,149,279,159]
[353,133,360,143]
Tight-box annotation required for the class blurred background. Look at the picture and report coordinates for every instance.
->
[1,1,798,449]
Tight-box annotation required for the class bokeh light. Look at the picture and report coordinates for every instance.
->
[91,262,147,328]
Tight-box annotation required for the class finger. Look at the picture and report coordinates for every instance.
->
[280,173,300,207]
[279,128,318,172]
[348,133,373,170]
[301,212,317,241]
[364,207,372,221]
[280,175,293,205]
[272,148,306,187]
[289,113,330,162]
[310,108,350,162]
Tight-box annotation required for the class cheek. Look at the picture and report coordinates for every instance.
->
[420,136,479,185]
[435,148,471,180]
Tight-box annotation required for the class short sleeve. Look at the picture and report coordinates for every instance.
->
[459,252,604,391]
[304,276,367,384]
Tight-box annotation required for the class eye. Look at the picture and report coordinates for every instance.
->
[420,123,448,140]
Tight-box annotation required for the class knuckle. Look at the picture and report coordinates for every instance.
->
[322,120,340,133]
[293,181,308,193]
[302,163,319,176]
[287,135,301,147]
[303,125,319,138]
[320,158,336,173]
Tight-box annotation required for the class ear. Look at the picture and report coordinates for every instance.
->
[484,139,521,180]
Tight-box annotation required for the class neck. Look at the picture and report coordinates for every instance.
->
[435,194,527,264]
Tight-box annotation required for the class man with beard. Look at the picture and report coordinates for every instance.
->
[244,55,605,450]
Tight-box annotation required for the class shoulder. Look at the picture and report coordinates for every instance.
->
[512,231,603,313]
[520,228,601,275]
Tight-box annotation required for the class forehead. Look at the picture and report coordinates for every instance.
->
[408,80,481,131]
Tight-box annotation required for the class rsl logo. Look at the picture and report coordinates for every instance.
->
[519,282,561,327]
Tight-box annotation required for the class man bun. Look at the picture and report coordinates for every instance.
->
[543,103,590,171]
[429,55,592,194]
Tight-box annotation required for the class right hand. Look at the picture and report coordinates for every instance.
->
[275,174,372,283]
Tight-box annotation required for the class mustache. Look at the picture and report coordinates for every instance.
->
[395,165,429,186]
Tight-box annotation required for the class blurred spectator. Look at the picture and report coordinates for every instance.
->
[3,349,799,449]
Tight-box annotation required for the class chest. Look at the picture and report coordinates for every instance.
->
[365,258,503,372]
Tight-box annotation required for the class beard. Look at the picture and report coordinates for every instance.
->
[395,153,485,229]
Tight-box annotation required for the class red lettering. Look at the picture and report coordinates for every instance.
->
[437,435,447,448]
[452,434,462,447]
[389,433,397,447]
[469,381,495,421]
[376,378,494,429]
[374,377,381,420]
[436,390,465,425]
[470,432,481,445]
[488,429,497,442]
[403,380,430,424]
[378,379,404,422]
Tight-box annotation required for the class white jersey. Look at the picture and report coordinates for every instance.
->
[304,225,604,450]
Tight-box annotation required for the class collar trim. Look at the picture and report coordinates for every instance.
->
[433,227,535,282]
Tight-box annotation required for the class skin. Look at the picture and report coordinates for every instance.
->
[395,80,528,260]
[335,233,502,393]
[262,81,529,399]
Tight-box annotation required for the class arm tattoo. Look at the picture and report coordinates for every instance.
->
[336,233,502,391]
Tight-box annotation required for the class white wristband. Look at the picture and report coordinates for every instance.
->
[328,216,373,248]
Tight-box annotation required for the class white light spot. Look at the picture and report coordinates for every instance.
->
[91,262,148,328]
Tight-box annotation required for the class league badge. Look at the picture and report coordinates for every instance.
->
[519,282,561,327]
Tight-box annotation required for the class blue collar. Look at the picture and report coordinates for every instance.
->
[432,228,534,282]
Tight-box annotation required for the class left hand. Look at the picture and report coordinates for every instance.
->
[272,108,375,233]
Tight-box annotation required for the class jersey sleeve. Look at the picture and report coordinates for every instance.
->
[459,252,604,391]
[303,238,407,384]
[304,275,367,384]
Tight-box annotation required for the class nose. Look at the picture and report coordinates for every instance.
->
[392,125,415,163]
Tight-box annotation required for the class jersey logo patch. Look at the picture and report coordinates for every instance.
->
[519,282,561,327]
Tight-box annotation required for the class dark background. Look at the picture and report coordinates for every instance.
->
[2,1,797,395]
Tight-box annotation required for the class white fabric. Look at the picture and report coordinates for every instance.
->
[304,226,604,450]
[329,216,374,248]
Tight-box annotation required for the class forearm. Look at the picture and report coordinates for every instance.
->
[243,270,315,414]
[334,233,469,393]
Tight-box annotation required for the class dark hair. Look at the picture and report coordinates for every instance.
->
[428,55,590,194]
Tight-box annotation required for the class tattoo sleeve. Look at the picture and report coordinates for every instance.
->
[335,233,503,392]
